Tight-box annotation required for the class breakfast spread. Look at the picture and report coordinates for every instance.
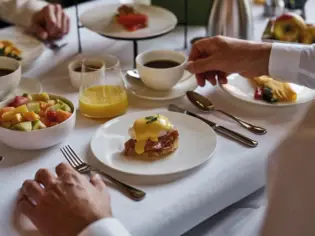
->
[253,76,297,103]
[264,12,315,44]
[115,5,148,31]
[124,114,179,159]
[0,40,22,60]
[0,93,72,131]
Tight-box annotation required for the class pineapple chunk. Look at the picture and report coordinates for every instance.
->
[12,113,23,125]
[14,105,29,114]
[32,93,50,102]
[2,111,15,122]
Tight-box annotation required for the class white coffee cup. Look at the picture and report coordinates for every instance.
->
[0,57,21,100]
[136,50,188,91]
[68,58,105,89]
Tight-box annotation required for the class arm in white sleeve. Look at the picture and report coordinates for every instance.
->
[269,43,315,89]
[0,0,47,28]
[78,218,132,236]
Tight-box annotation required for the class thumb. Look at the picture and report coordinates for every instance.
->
[90,174,106,191]
[30,23,48,40]
[186,57,216,74]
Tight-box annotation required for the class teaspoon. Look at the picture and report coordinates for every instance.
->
[186,91,267,135]
[126,69,141,80]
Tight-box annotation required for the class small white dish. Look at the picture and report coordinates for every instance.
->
[0,94,76,150]
[0,78,42,106]
[80,3,177,40]
[136,50,188,90]
[221,74,315,107]
[90,110,216,176]
[123,70,198,101]
[68,58,105,89]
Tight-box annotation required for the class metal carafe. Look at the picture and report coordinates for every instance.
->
[207,0,254,40]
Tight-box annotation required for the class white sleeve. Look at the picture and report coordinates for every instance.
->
[0,0,47,28]
[78,218,132,236]
[269,43,315,89]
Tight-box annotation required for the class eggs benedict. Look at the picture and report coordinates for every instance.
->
[124,114,179,158]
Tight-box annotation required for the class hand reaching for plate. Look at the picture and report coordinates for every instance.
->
[186,36,272,87]
[17,163,112,236]
[30,4,70,40]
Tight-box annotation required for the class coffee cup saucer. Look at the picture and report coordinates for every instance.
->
[123,70,197,101]
[0,78,42,106]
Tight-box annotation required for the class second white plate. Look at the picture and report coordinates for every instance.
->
[221,74,315,107]
[90,111,217,176]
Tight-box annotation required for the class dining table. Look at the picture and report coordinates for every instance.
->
[1,1,315,236]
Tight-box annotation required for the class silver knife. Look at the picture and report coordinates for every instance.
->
[168,104,258,148]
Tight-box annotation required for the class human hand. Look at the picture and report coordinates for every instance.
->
[17,163,112,236]
[30,4,70,40]
[186,36,272,87]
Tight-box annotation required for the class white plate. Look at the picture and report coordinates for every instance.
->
[90,111,217,176]
[0,78,42,106]
[80,3,178,40]
[220,74,315,107]
[123,70,198,101]
[0,28,44,67]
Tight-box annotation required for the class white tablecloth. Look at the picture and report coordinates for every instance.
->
[0,1,314,236]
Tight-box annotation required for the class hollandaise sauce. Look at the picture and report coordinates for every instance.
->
[130,115,173,154]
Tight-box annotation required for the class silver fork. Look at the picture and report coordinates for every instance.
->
[60,145,146,201]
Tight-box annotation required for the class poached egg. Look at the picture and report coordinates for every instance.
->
[128,114,173,154]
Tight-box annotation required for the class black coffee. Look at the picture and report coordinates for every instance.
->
[74,65,102,72]
[144,60,180,69]
[0,68,14,76]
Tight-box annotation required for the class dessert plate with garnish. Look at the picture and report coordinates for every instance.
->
[0,28,44,67]
[123,70,198,101]
[220,74,315,107]
[90,111,216,176]
[80,3,177,40]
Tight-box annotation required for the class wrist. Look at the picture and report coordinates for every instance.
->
[246,42,272,77]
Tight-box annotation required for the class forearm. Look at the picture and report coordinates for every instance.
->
[0,0,47,27]
[268,43,315,88]
[78,218,132,236]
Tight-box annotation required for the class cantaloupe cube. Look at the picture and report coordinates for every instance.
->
[2,111,15,122]
[56,110,72,123]
[0,107,15,117]
[23,111,40,122]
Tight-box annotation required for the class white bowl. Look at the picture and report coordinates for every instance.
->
[136,50,187,91]
[0,94,76,150]
[0,56,21,99]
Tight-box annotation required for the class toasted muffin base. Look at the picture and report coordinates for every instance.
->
[124,136,179,161]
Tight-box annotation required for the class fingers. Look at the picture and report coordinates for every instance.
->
[18,197,36,219]
[217,71,228,84]
[44,5,58,36]
[30,24,48,40]
[62,12,70,35]
[90,174,106,191]
[43,4,68,39]
[22,180,44,205]
[186,57,216,75]
[55,162,75,177]
[35,168,56,188]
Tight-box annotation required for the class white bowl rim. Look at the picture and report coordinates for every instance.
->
[0,93,76,133]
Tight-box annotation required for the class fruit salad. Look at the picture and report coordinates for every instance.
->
[115,5,148,32]
[0,93,72,131]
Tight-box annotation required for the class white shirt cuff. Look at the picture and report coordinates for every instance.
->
[269,43,303,83]
[78,218,132,236]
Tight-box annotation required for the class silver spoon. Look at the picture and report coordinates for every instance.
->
[186,91,267,135]
[126,69,141,80]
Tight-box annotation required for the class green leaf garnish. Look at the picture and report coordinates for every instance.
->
[145,114,159,124]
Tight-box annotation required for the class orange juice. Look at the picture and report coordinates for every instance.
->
[79,85,128,118]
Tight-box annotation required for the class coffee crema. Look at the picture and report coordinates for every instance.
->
[0,68,14,76]
[144,60,180,69]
